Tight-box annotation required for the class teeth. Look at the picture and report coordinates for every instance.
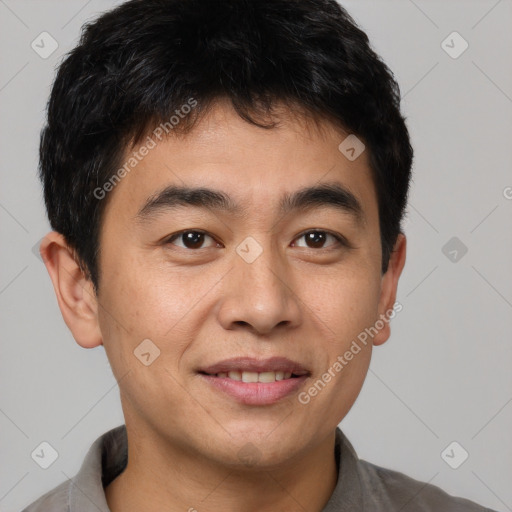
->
[258,371,276,383]
[242,371,259,383]
[215,370,297,382]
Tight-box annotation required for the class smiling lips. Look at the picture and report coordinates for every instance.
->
[199,357,310,405]
[214,370,294,383]
[200,356,309,381]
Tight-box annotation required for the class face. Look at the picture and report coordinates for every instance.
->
[83,99,403,467]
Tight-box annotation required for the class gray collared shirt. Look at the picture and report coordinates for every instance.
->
[21,425,495,512]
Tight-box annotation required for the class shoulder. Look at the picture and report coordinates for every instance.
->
[20,480,70,512]
[357,459,496,511]
[19,424,126,512]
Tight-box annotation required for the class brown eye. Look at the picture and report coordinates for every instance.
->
[166,230,218,250]
[292,230,345,249]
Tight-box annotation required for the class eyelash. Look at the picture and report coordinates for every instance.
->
[163,229,349,251]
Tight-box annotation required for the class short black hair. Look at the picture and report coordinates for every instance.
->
[40,0,413,294]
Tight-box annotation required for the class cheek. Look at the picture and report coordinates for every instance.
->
[101,250,178,328]
[302,263,381,343]
[297,265,380,407]
[98,256,217,369]
[96,263,200,426]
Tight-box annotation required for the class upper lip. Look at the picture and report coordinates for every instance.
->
[199,357,310,376]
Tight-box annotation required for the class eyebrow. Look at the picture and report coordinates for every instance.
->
[135,181,365,226]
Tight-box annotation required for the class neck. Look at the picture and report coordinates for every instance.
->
[105,425,338,512]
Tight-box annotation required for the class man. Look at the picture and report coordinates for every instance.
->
[23,0,495,510]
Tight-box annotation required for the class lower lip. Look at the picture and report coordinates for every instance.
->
[200,374,308,405]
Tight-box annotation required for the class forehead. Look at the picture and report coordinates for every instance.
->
[100,100,379,230]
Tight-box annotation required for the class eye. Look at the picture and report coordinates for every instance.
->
[165,230,220,250]
[292,230,347,249]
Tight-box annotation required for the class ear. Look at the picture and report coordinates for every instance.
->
[39,231,103,348]
[372,233,407,346]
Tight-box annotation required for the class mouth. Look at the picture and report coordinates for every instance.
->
[198,357,310,405]
[200,370,305,382]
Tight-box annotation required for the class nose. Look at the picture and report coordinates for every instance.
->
[216,240,303,336]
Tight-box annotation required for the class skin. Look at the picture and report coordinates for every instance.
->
[40,98,406,512]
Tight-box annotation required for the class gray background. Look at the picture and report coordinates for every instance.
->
[1,0,511,511]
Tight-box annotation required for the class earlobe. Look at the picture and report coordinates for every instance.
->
[39,231,103,349]
[373,233,407,347]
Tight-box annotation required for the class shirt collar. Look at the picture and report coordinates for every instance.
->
[322,427,363,511]
[69,425,127,512]
[68,424,362,511]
